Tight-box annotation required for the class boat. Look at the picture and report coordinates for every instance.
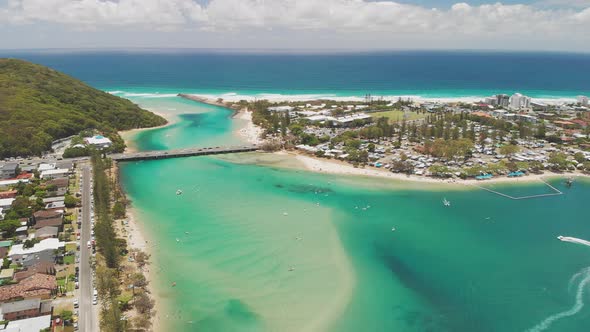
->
[443,198,451,207]
[288,267,295,272]
[557,235,564,240]
[176,189,183,195]
[566,177,574,187]
[176,238,180,242]
[391,227,396,232]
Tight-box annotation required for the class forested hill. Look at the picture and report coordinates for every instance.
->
[0,58,167,158]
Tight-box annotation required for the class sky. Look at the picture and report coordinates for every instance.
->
[0,0,589,52]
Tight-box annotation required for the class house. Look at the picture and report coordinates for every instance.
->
[32,217,63,231]
[0,190,17,199]
[85,135,112,148]
[268,106,295,113]
[46,177,69,189]
[0,179,29,189]
[0,298,51,321]
[44,201,65,211]
[0,268,14,282]
[8,238,65,265]
[33,210,63,222]
[3,314,52,331]
[0,247,8,259]
[0,198,15,209]
[40,169,69,180]
[35,226,59,240]
[0,163,19,179]
[42,196,65,205]
[0,273,56,302]
[15,226,28,238]
[13,262,55,282]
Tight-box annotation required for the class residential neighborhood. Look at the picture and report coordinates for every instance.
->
[0,156,97,331]
[249,94,590,179]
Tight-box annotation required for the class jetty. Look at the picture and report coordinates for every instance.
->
[109,145,258,162]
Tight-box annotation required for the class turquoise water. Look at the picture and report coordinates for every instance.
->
[119,94,590,332]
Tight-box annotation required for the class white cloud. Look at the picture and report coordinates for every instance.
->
[0,0,589,47]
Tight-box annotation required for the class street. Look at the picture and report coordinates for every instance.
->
[78,165,99,331]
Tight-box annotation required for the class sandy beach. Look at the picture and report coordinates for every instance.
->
[119,109,173,153]
[234,109,264,145]
[286,151,589,187]
[183,93,577,106]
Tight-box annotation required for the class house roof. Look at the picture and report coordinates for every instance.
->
[0,240,12,248]
[0,190,17,199]
[0,298,40,313]
[0,273,56,302]
[13,262,55,282]
[8,238,65,257]
[4,314,51,332]
[0,198,15,207]
[33,217,63,230]
[33,210,62,220]
[45,178,69,188]
[40,169,69,178]
[2,163,18,171]
[35,226,59,238]
[0,268,14,279]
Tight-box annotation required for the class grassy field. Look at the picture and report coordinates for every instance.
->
[370,110,426,122]
[64,255,75,265]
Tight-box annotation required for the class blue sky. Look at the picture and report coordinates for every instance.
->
[0,0,589,51]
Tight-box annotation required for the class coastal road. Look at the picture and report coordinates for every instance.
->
[79,165,99,332]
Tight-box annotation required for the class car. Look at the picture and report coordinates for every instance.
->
[73,299,79,308]
[87,241,91,249]
[75,282,79,289]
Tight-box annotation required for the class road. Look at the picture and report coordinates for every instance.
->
[78,165,99,331]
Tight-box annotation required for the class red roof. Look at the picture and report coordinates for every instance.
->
[16,173,34,180]
[472,111,492,118]
[0,190,17,199]
[0,273,56,302]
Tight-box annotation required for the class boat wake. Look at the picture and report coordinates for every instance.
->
[557,236,590,248]
[526,267,590,332]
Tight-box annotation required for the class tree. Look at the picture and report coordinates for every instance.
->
[132,273,148,291]
[112,201,126,219]
[135,251,150,268]
[428,165,452,178]
[548,152,569,171]
[134,292,155,315]
[499,144,520,157]
[0,219,22,238]
[574,152,586,164]
[64,195,78,208]
[4,197,32,219]
[367,143,376,152]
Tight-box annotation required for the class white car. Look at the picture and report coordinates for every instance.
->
[73,299,79,308]
[92,298,98,305]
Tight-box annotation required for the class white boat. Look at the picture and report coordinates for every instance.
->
[391,227,396,232]
[176,189,183,195]
[443,198,451,207]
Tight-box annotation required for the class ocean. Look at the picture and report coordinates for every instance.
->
[2,50,590,99]
[4,51,590,331]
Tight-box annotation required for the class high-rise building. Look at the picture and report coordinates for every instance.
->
[484,97,497,105]
[577,95,589,106]
[509,93,531,110]
[496,94,510,107]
